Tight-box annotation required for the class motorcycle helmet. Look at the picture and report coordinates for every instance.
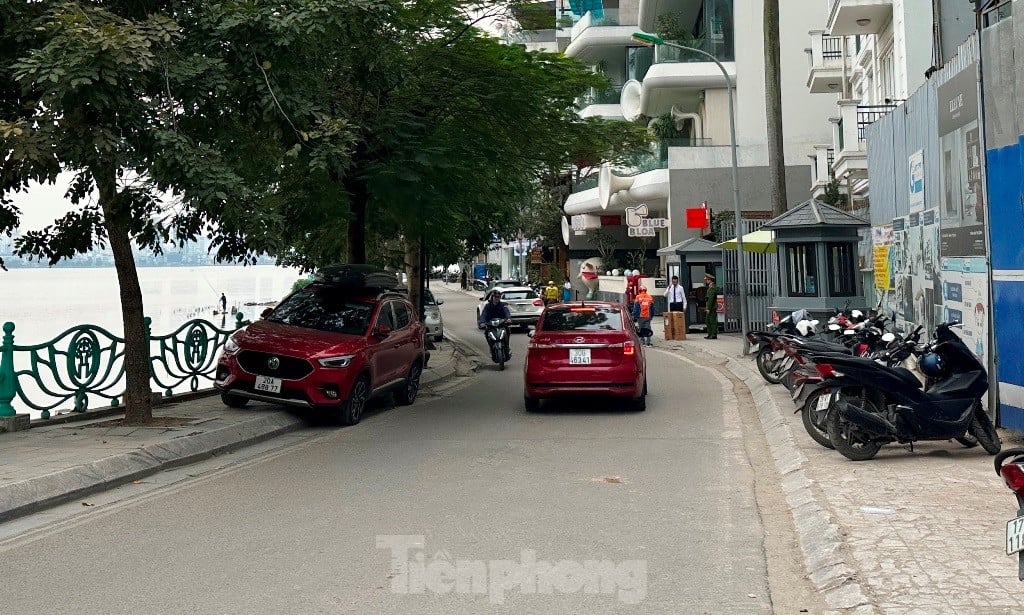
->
[919,351,945,378]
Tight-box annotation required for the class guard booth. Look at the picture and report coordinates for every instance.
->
[657,237,722,332]
[763,199,869,319]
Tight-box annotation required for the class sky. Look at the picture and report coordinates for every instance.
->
[10,175,78,233]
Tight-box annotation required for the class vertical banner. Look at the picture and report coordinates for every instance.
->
[938,64,986,257]
[909,149,925,213]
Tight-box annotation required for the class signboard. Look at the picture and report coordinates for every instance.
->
[685,207,709,229]
[530,247,543,264]
[937,63,986,257]
[625,205,667,238]
[872,225,895,291]
[909,150,925,213]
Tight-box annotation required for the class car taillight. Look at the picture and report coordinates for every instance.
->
[623,341,636,356]
[1001,463,1024,496]
[533,299,544,306]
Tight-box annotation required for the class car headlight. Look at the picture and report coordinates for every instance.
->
[318,355,355,368]
[224,332,241,353]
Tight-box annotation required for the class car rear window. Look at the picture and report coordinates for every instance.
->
[540,307,623,331]
[502,290,538,301]
[267,285,375,335]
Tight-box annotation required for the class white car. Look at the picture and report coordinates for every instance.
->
[477,286,545,331]
[423,289,444,342]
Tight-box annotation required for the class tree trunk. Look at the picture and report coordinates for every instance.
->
[764,0,788,216]
[343,164,368,264]
[95,167,152,425]
[404,236,422,317]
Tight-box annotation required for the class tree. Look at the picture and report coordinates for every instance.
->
[764,0,787,216]
[0,1,364,423]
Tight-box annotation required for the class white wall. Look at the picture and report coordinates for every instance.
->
[731,0,835,165]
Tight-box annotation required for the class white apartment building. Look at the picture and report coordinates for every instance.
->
[556,0,837,255]
[805,0,975,206]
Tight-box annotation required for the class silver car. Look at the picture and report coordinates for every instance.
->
[477,286,544,331]
[424,289,444,342]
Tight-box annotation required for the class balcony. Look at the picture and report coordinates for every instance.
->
[809,145,836,199]
[832,101,897,179]
[577,85,625,118]
[806,31,846,94]
[826,0,893,36]
[564,8,639,59]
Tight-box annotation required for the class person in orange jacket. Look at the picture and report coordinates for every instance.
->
[631,286,655,347]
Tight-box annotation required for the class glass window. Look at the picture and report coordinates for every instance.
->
[540,307,624,331]
[826,242,857,297]
[423,290,437,306]
[786,243,818,297]
[501,290,539,301]
[392,301,412,329]
[266,285,374,335]
[376,302,397,330]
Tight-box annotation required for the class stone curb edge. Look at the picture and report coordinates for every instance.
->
[678,341,876,615]
[0,412,304,524]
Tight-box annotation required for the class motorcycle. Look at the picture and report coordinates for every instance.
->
[747,309,820,384]
[815,321,1000,461]
[483,317,512,370]
[994,448,1024,580]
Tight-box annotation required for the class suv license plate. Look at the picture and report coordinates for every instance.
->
[255,376,282,394]
[1007,515,1024,555]
[569,348,591,365]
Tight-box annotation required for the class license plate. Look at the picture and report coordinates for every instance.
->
[517,305,531,312]
[772,350,785,360]
[816,392,833,411]
[569,348,591,365]
[255,375,282,394]
[1007,515,1024,555]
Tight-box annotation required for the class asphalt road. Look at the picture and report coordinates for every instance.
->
[0,284,785,614]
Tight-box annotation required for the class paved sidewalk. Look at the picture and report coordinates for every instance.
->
[655,327,1024,614]
[0,338,470,523]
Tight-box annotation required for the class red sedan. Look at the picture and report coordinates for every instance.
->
[523,302,647,412]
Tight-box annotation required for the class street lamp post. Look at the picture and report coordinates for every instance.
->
[632,33,750,354]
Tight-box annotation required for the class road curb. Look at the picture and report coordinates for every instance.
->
[0,412,304,524]
[678,341,875,614]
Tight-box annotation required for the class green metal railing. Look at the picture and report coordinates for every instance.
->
[0,314,245,420]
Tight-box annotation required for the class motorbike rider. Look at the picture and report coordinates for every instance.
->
[479,289,513,356]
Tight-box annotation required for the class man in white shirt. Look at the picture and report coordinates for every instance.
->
[665,275,687,313]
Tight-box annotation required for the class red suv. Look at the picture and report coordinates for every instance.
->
[215,267,426,425]
[524,302,647,412]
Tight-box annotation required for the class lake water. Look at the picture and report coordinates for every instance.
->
[0,265,305,345]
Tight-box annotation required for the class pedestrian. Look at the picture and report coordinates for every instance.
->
[704,273,719,339]
[562,277,572,302]
[460,271,467,290]
[220,293,227,313]
[543,280,559,305]
[665,275,687,313]
[631,285,655,347]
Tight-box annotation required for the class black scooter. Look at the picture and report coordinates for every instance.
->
[814,321,1000,461]
[483,318,512,370]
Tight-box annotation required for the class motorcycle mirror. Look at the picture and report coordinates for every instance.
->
[260,307,273,319]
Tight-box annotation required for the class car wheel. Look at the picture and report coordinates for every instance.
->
[221,392,248,408]
[394,362,422,406]
[336,374,370,426]
[631,395,646,412]
[524,396,541,412]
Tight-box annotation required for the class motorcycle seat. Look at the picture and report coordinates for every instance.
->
[890,367,922,388]
[794,339,852,354]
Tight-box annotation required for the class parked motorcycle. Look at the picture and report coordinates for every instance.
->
[815,321,1000,460]
[483,317,512,370]
[747,309,820,384]
[994,448,1024,580]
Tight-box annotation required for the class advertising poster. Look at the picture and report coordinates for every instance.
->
[937,63,986,257]
[941,257,989,363]
[909,149,925,213]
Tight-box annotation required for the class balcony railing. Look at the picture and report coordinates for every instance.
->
[822,34,842,60]
[570,9,636,39]
[577,85,623,107]
[627,46,654,82]
[856,104,897,140]
[652,38,735,64]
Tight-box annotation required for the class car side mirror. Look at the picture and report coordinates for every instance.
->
[527,330,535,338]
[374,325,392,339]
[436,299,444,305]
[260,307,273,319]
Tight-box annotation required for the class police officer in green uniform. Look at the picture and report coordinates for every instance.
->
[704,273,719,339]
